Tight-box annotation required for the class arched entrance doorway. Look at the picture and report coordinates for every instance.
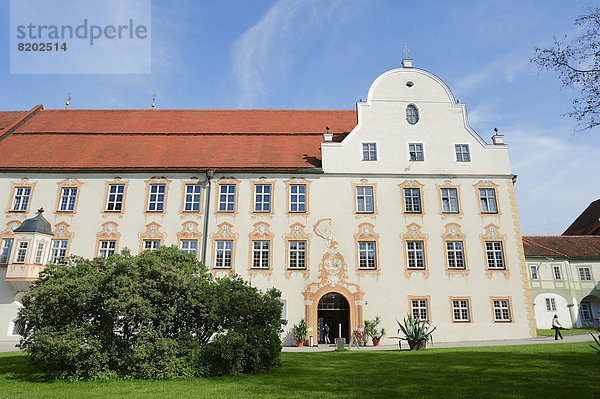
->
[317,292,349,343]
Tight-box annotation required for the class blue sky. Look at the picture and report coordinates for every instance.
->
[1,0,599,235]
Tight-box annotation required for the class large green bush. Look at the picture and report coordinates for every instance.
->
[17,247,285,380]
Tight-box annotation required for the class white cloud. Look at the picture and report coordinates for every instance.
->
[453,51,533,96]
[231,0,363,107]
[508,124,600,235]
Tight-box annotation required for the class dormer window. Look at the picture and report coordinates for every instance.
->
[406,104,419,125]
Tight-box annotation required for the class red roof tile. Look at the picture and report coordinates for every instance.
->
[15,109,357,134]
[563,199,600,235]
[522,236,600,259]
[0,108,357,170]
[0,111,27,130]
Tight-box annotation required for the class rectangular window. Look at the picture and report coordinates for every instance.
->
[50,239,68,264]
[254,184,272,212]
[106,184,125,212]
[289,241,306,269]
[446,241,465,269]
[530,265,539,280]
[184,184,202,212]
[98,240,116,258]
[493,299,512,322]
[404,188,422,213]
[252,241,270,269]
[479,188,498,213]
[11,187,31,211]
[362,143,377,161]
[0,239,14,265]
[580,303,592,320]
[579,267,592,281]
[411,299,429,321]
[218,184,236,212]
[180,240,198,256]
[15,242,28,263]
[545,297,556,312]
[358,241,376,269]
[58,187,78,212]
[553,265,562,280]
[406,241,425,269]
[409,143,424,161]
[455,144,471,162]
[452,299,470,322]
[441,188,459,213]
[289,184,306,213]
[34,242,45,264]
[148,184,166,212]
[215,240,233,268]
[356,186,374,213]
[143,240,160,251]
[485,242,505,269]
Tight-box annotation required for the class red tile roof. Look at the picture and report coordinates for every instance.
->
[0,111,27,130]
[522,236,600,259]
[563,199,600,235]
[15,109,356,134]
[0,108,357,171]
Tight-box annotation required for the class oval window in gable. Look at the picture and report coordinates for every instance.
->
[406,104,419,125]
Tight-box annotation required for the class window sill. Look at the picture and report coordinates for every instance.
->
[7,210,27,213]
[452,320,471,323]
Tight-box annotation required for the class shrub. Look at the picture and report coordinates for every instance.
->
[363,316,386,341]
[292,319,308,342]
[17,246,285,379]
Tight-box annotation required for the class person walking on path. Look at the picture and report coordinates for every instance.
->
[552,314,564,340]
[323,323,330,344]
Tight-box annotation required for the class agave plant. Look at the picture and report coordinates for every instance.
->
[590,332,600,355]
[396,314,436,350]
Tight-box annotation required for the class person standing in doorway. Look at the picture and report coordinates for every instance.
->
[552,314,564,340]
[323,323,330,344]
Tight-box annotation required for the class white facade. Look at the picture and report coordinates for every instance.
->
[527,257,600,329]
[0,62,536,345]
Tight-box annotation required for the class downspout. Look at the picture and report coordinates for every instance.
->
[201,169,214,264]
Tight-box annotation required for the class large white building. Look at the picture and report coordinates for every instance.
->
[0,60,536,345]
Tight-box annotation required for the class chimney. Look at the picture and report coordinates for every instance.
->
[402,59,413,68]
[491,127,504,145]
[324,126,333,142]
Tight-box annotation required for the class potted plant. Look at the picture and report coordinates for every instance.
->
[396,314,436,350]
[364,316,386,346]
[292,318,308,347]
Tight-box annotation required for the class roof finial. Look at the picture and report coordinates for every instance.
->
[65,93,71,110]
[402,46,413,68]
[151,90,158,108]
[37,207,44,215]
[403,45,410,59]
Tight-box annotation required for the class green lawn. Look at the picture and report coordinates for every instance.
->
[0,342,599,399]
[536,328,597,336]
